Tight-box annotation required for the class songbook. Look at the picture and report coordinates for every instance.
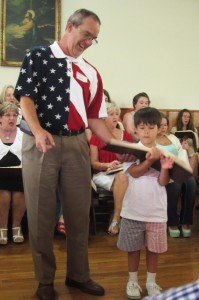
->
[0,166,22,178]
[103,139,193,184]
[174,130,199,150]
[106,164,124,175]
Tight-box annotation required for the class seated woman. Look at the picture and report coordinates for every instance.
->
[0,102,26,245]
[123,92,150,141]
[90,102,133,235]
[170,108,198,177]
[157,114,196,238]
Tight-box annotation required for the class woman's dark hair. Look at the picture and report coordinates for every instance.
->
[134,107,161,128]
[176,109,195,131]
[103,89,111,103]
[160,113,169,127]
[132,92,151,108]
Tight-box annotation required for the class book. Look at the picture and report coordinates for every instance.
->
[0,166,22,178]
[106,164,124,175]
[103,139,193,184]
[174,130,199,150]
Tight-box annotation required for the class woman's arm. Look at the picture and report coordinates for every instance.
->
[90,144,120,171]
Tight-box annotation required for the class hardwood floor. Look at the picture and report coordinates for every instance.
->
[1,198,199,300]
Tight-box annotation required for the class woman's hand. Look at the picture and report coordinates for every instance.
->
[107,160,122,169]
[181,140,189,151]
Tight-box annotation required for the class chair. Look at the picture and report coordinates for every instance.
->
[90,180,114,234]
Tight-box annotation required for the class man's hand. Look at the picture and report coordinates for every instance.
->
[34,129,55,153]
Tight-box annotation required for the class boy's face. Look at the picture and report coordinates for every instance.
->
[135,122,158,147]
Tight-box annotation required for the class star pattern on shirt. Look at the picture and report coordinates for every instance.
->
[14,45,76,132]
[58,78,64,83]
[56,95,62,101]
[55,114,61,120]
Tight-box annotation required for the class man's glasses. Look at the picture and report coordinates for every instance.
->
[78,29,98,45]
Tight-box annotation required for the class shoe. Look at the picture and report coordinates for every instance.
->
[107,220,120,235]
[65,277,105,296]
[182,227,191,238]
[12,226,24,243]
[146,282,162,296]
[168,227,180,238]
[57,221,66,235]
[126,281,142,299]
[36,283,55,300]
[0,228,8,245]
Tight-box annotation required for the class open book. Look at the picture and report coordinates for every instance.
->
[174,130,199,150]
[106,164,124,175]
[103,139,193,184]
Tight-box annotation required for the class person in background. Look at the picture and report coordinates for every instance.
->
[170,108,198,177]
[90,102,134,235]
[0,85,18,104]
[123,92,150,141]
[157,114,196,238]
[85,88,112,143]
[14,8,120,300]
[103,89,111,103]
[0,85,22,125]
[118,107,173,299]
[0,102,25,245]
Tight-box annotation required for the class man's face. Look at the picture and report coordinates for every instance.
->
[64,17,100,57]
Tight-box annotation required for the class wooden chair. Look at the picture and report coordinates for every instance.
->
[90,180,114,235]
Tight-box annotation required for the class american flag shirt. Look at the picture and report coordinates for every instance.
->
[14,41,107,132]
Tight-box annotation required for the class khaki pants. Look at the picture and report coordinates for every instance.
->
[22,133,91,284]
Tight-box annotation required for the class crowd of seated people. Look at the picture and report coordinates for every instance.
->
[0,101,26,245]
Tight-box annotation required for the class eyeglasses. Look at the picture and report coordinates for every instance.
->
[3,113,18,118]
[78,29,98,45]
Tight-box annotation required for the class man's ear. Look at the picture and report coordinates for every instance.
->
[67,21,73,32]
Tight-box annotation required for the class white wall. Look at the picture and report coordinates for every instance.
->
[0,0,199,109]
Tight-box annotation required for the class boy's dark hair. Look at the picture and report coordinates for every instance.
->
[134,107,161,128]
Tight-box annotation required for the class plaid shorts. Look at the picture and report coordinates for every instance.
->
[117,218,167,253]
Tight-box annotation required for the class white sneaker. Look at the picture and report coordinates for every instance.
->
[146,282,162,296]
[126,281,142,299]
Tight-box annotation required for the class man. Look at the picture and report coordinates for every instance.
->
[14,9,114,300]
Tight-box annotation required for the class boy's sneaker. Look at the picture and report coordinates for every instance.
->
[146,282,162,296]
[126,281,142,299]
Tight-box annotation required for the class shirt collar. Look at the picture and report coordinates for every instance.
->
[50,41,82,63]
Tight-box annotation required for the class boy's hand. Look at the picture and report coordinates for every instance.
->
[160,155,174,169]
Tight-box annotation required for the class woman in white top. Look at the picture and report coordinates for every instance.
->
[0,102,25,245]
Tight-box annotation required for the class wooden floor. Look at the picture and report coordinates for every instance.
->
[1,198,199,300]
